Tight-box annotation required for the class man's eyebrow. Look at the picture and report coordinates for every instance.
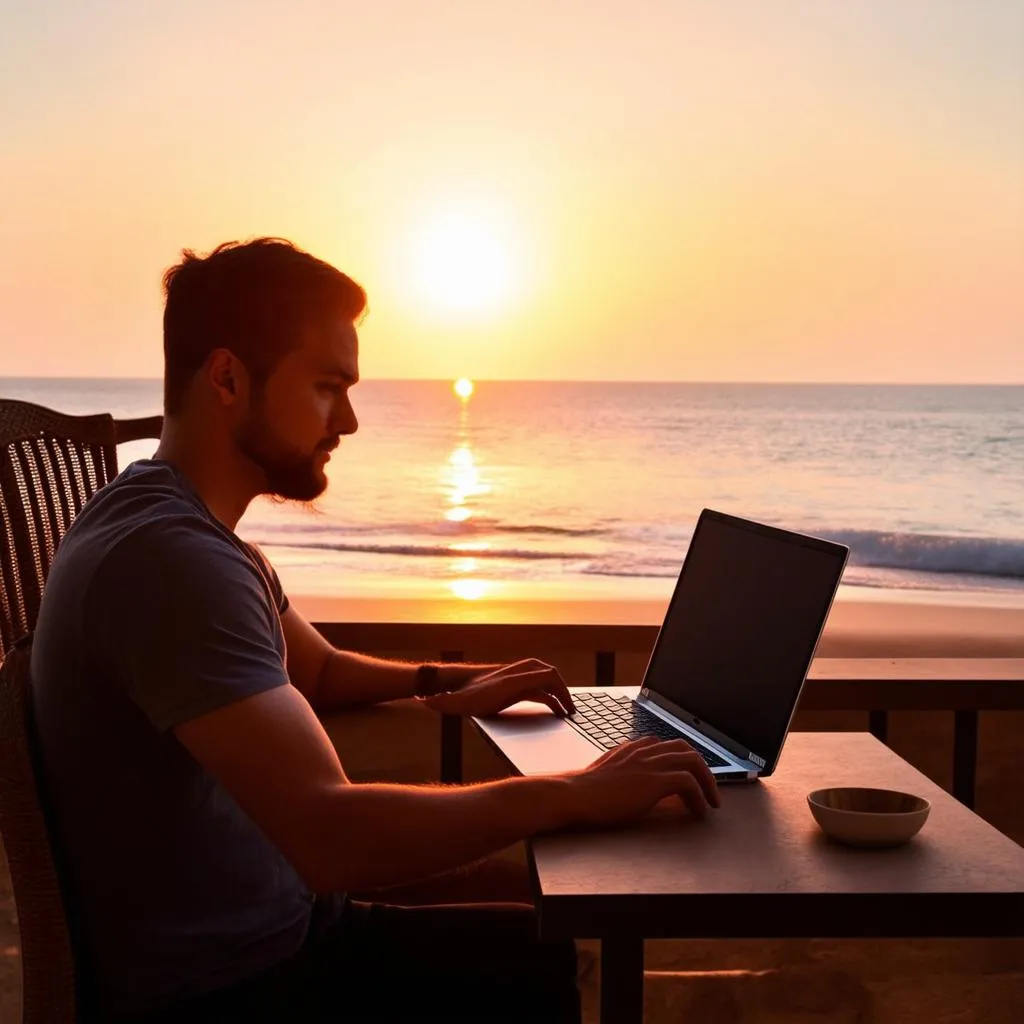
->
[316,366,359,384]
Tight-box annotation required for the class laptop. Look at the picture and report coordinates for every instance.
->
[474,509,849,780]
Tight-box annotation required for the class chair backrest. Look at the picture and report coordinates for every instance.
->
[0,636,77,1023]
[0,398,161,1019]
[0,398,162,659]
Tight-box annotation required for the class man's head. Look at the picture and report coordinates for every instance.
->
[162,238,366,501]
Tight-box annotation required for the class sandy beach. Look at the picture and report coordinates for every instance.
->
[289,587,1024,659]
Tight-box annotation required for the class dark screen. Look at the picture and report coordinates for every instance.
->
[643,512,847,765]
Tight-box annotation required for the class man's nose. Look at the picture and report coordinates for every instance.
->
[335,395,358,435]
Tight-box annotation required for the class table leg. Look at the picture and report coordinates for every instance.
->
[599,935,644,1024]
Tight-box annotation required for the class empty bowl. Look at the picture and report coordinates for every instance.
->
[807,787,931,848]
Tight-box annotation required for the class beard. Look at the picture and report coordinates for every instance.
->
[234,409,330,503]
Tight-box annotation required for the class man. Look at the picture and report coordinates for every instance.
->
[31,238,719,1022]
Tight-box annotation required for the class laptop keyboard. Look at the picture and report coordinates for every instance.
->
[569,691,730,768]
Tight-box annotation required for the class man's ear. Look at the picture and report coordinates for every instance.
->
[208,349,247,405]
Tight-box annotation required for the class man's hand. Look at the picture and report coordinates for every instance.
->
[560,736,721,824]
[424,658,576,717]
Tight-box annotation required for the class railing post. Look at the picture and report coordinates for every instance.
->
[595,651,616,688]
[440,650,464,784]
[600,935,645,1024]
[953,710,978,809]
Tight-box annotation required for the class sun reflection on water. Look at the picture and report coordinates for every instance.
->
[443,443,490,521]
[442,388,497,599]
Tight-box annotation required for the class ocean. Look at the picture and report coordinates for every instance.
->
[2,378,1023,603]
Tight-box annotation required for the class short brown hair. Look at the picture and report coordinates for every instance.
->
[162,238,367,415]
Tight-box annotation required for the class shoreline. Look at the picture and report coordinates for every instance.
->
[278,562,1024,609]
[289,585,1024,659]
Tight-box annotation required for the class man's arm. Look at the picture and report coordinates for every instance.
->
[174,683,718,894]
[280,603,497,710]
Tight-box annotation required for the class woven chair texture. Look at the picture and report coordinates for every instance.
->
[0,398,161,658]
[0,398,161,1021]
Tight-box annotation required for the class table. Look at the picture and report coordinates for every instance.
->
[526,732,1024,1024]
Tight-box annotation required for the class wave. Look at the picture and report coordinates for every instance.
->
[491,522,609,537]
[252,518,608,540]
[253,524,1024,584]
[253,539,598,561]
[581,566,678,579]
[821,529,1024,581]
[580,530,1024,585]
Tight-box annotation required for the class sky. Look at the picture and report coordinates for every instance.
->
[1,0,1022,383]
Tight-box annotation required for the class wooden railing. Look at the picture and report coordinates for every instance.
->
[313,620,1024,810]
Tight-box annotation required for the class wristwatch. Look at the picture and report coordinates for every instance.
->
[415,662,446,698]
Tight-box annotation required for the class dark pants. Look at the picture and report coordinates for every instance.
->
[107,895,580,1023]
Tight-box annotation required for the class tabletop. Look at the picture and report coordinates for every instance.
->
[529,731,1024,940]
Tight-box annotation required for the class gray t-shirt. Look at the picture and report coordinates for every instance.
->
[31,459,328,1013]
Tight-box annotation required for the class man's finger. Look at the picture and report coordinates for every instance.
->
[646,751,720,808]
[669,772,711,819]
[619,735,664,754]
[523,689,566,717]
[469,668,548,704]
[540,684,574,716]
[524,662,573,714]
[507,671,574,714]
[641,737,696,755]
[553,680,576,715]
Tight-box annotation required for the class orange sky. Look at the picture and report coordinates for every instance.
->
[1,1,1022,383]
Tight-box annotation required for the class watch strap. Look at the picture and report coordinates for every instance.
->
[415,662,445,698]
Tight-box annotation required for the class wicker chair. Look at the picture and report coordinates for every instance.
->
[0,398,162,1022]
[0,635,80,1023]
[0,398,162,658]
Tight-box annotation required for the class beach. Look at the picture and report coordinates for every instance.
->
[289,588,1024,659]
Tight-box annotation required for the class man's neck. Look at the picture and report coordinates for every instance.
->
[154,421,257,532]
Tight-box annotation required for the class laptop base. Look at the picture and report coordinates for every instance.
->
[473,687,758,781]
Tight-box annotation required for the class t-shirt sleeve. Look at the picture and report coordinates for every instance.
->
[244,542,290,615]
[85,517,290,733]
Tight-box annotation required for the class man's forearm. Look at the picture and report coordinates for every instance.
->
[313,650,500,710]
[305,774,576,893]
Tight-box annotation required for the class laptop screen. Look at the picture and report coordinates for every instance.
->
[641,510,848,767]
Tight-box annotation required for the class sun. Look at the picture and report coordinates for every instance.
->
[405,203,521,316]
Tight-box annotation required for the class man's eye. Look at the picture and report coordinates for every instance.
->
[318,383,343,395]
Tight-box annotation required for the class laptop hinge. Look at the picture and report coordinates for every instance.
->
[635,692,758,771]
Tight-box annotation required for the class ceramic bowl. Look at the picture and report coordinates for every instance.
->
[807,787,930,848]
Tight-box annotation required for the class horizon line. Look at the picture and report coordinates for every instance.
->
[2,375,1023,388]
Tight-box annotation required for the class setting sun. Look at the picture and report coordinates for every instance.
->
[453,378,474,400]
[404,204,521,316]
[449,578,491,601]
